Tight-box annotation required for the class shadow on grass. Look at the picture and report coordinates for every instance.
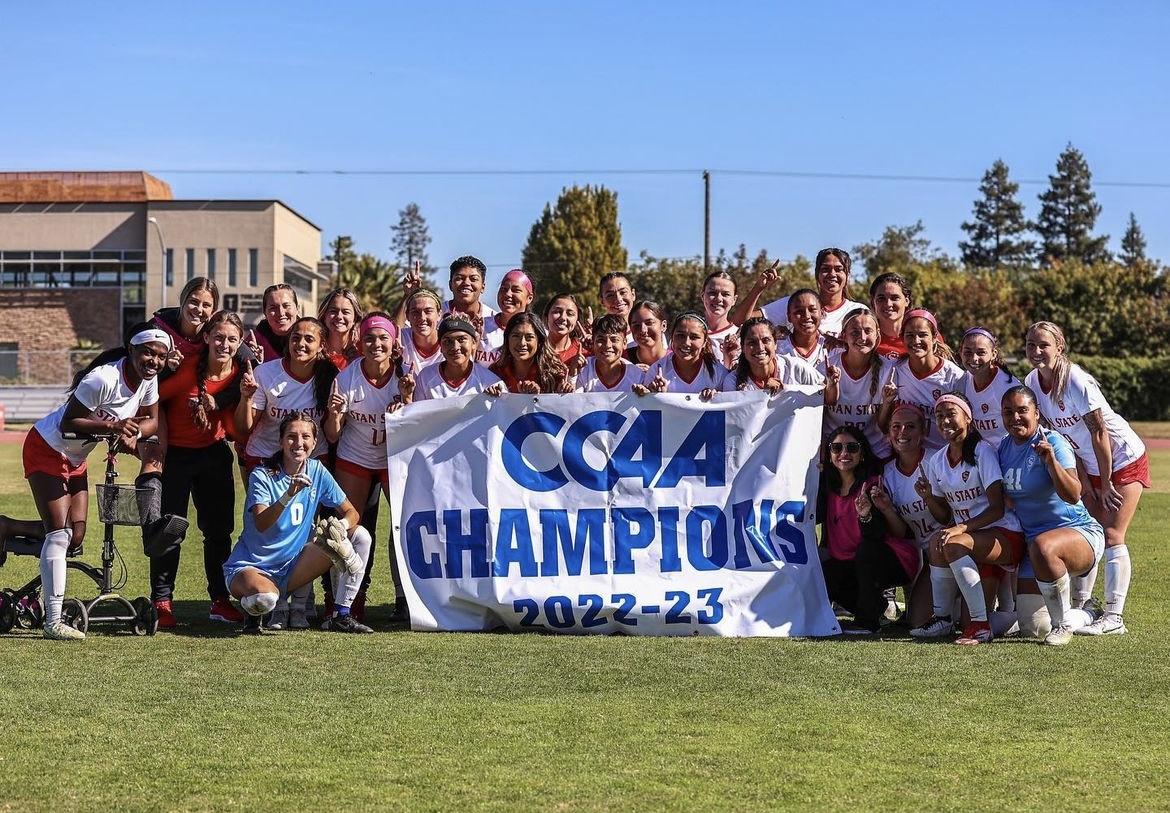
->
[160,600,411,638]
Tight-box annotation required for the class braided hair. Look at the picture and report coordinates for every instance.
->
[192,311,244,432]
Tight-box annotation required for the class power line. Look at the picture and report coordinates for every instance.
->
[148,166,1170,189]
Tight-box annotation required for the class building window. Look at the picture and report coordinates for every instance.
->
[185,248,195,282]
[207,248,216,281]
[227,248,237,287]
[165,248,174,287]
[0,341,17,380]
[248,248,258,287]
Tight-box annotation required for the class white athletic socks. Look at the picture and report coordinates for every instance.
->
[1037,573,1071,629]
[950,555,988,622]
[39,528,72,627]
[332,526,372,609]
[1072,562,1098,608]
[1104,545,1131,616]
[930,565,959,619]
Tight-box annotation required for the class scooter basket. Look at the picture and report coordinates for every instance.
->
[95,483,145,526]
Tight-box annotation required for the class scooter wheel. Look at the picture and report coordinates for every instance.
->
[0,591,15,634]
[131,597,158,637]
[60,598,89,634]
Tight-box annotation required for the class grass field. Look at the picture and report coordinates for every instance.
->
[1,439,1168,812]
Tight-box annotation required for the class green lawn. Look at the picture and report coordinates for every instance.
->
[1,440,1168,812]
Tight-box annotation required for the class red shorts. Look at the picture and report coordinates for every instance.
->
[334,457,390,493]
[22,428,87,482]
[983,527,1025,568]
[1088,454,1151,490]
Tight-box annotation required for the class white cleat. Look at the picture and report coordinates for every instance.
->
[1075,613,1126,636]
[43,622,85,641]
[1044,624,1075,646]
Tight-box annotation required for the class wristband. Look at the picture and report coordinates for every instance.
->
[338,517,350,530]
[278,494,291,507]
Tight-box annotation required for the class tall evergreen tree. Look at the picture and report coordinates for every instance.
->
[1119,212,1147,267]
[1035,144,1110,265]
[390,202,434,277]
[521,185,627,310]
[959,159,1034,268]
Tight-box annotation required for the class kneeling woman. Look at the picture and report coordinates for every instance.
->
[999,386,1106,646]
[912,393,1024,645]
[224,413,373,634]
[818,426,919,634]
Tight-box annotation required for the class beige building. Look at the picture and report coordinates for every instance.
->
[0,171,327,383]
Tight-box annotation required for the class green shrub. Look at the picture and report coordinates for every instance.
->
[1072,355,1170,421]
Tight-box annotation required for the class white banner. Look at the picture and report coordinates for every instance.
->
[386,389,840,637]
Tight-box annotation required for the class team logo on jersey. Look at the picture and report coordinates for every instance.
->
[981,403,989,414]
[932,389,942,401]
[961,471,970,482]
[1057,400,1065,411]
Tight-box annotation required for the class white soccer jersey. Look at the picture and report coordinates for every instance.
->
[881,453,940,547]
[1024,365,1145,476]
[575,358,643,393]
[707,324,740,370]
[36,359,159,466]
[398,327,443,374]
[824,349,893,459]
[642,356,724,394]
[962,369,1020,447]
[890,358,965,453]
[776,335,831,377]
[413,362,503,400]
[719,355,824,392]
[477,313,507,365]
[925,440,1021,532]
[245,359,327,459]
[760,295,864,338]
[334,361,403,470]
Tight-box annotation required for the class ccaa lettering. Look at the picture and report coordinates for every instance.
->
[501,409,725,492]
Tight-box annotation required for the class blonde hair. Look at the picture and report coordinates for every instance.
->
[840,308,884,398]
[1027,320,1071,402]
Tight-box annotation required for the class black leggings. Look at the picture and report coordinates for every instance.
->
[150,441,235,601]
[821,535,911,631]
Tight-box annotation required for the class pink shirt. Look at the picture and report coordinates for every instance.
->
[823,475,920,579]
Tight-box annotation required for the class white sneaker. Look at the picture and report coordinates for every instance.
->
[910,616,954,639]
[1075,613,1126,636]
[289,607,309,630]
[43,621,85,641]
[1044,624,1075,646]
[267,607,288,631]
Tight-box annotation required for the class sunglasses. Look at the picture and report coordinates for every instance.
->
[829,442,861,454]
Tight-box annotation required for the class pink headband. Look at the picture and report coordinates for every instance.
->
[934,393,971,420]
[502,269,534,296]
[891,402,928,422]
[905,308,939,332]
[360,315,397,341]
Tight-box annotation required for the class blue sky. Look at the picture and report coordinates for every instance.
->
[4,2,1167,289]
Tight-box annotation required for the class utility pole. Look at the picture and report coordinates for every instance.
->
[703,170,711,273]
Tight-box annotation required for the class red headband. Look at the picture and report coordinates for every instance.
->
[905,308,939,332]
[360,315,397,341]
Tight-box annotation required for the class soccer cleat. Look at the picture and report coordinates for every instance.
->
[1081,597,1104,621]
[241,613,263,635]
[351,589,367,623]
[289,607,310,630]
[1044,624,1076,646]
[267,607,288,631]
[154,598,177,630]
[311,518,363,576]
[43,621,85,641]
[325,613,373,634]
[209,597,244,624]
[388,597,410,624]
[1075,613,1127,636]
[909,616,954,639]
[955,620,993,645]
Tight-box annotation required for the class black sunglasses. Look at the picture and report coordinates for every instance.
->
[829,441,861,454]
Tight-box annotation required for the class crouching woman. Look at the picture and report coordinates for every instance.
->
[223,412,373,634]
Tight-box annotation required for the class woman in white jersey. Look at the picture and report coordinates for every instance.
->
[910,393,1024,645]
[1024,321,1148,635]
[775,289,833,376]
[824,309,892,460]
[20,329,171,640]
[699,270,740,368]
[399,290,443,375]
[874,404,940,628]
[576,315,643,393]
[626,300,669,368]
[721,317,823,393]
[733,248,865,338]
[636,312,722,398]
[323,313,406,622]
[877,309,964,453]
[409,316,504,401]
[480,269,535,364]
[959,327,1019,446]
[236,317,336,472]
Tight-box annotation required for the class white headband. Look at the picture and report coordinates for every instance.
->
[128,328,173,350]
